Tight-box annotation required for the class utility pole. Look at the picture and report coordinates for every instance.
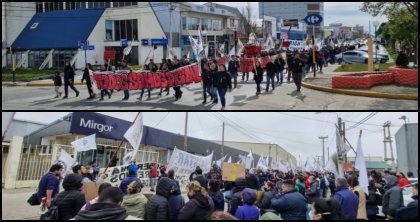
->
[319,136,328,168]
[221,122,225,157]
[337,117,344,177]
[184,112,188,152]
[383,121,395,170]
[269,143,272,169]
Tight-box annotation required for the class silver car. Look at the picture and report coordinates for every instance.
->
[335,50,382,64]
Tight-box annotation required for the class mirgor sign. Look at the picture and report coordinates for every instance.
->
[80,118,113,133]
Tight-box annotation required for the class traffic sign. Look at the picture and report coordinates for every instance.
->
[78,41,86,47]
[141,38,168,46]
[304,14,323,25]
[121,39,128,48]
[80,45,95,51]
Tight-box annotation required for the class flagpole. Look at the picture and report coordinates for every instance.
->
[102,112,141,175]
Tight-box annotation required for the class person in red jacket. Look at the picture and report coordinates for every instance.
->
[304,172,311,189]
[150,163,157,192]
[397,171,410,188]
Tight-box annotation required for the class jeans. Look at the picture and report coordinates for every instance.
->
[150,177,156,191]
[266,75,275,91]
[173,86,182,99]
[140,89,151,97]
[123,90,129,99]
[278,69,284,84]
[211,86,218,102]
[230,72,238,88]
[242,72,249,81]
[217,87,228,107]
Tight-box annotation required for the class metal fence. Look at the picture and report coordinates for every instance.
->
[16,145,52,181]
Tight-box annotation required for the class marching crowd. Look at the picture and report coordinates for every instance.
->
[51,43,355,110]
[33,161,418,220]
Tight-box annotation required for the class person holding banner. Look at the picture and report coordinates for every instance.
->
[119,60,132,101]
[158,62,170,96]
[139,59,157,101]
[99,65,112,101]
[171,59,183,101]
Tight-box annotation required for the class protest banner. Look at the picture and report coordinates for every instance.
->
[288,40,306,51]
[167,148,213,184]
[222,163,245,182]
[93,64,201,91]
[100,162,159,188]
[83,182,101,202]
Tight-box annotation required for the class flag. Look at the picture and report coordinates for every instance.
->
[219,43,225,57]
[355,134,369,194]
[336,127,351,155]
[54,149,77,178]
[2,112,15,138]
[257,154,268,170]
[245,151,254,169]
[71,134,97,152]
[236,37,244,57]
[277,158,288,172]
[124,113,143,161]
[325,157,338,175]
[216,155,227,167]
[227,156,232,163]
[123,151,134,165]
[197,29,205,59]
[247,33,257,44]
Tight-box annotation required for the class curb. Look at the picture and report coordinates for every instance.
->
[26,81,84,87]
[302,81,418,101]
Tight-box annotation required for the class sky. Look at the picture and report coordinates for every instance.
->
[14,112,417,166]
[197,2,388,36]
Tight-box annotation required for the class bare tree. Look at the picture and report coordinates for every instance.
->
[239,3,257,39]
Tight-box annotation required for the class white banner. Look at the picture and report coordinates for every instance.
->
[54,149,78,178]
[167,148,213,178]
[289,40,306,50]
[71,134,97,152]
[100,163,158,187]
[2,112,15,138]
[124,113,143,161]
[355,135,369,195]
[216,155,227,167]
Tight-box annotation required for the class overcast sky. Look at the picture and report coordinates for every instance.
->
[14,112,417,165]
[197,2,388,36]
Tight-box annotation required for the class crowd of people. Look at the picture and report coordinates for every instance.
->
[51,43,357,109]
[35,160,418,220]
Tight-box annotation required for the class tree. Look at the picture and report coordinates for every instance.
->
[361,2,418,64]
[239,3,257,39]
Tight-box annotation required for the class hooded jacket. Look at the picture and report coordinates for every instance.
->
[123,192,148,219]
[382,175,403,217]
[235,188,259,220]
[209,190,225,211]
[178,194,214,220]
[53,173,86,220]
[271,189,307,220]
[168,179,185,220]
[74,202,138,220]
[145,177,172,220]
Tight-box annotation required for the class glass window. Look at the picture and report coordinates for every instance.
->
[74,2,81,10]
[201,18,211,31]
[120,20,127,40]
[105,2,111,8]
[45,2,54,12]
[36,2,43,13]
[133,19,138,40]
[105,20,113,40]
[114,20,121,40]
[88,2,94,8]
[212,20,222,31]
[127,20,133,41]
[113,2,119,8]
[189,17,200,30]
[80,2,86,9]
[182,17,187,30]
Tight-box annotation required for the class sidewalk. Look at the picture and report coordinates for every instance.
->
[2,188,40,220]
[2,71,85,87]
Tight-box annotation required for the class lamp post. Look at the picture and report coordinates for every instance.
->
[372,21,380,71]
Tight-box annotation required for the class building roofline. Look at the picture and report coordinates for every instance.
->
[12,118,48,126]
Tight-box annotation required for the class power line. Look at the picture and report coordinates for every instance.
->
[153,112,170,128]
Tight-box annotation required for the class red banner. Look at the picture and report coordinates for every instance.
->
[93,64,201,90]
[238,56,270,72]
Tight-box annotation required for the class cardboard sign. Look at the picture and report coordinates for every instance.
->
[222,163,245,182]
[83,182,101,202]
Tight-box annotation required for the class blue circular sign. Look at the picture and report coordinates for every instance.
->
[304,14,323,25]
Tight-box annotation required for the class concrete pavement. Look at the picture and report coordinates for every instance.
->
[2,65,418,110]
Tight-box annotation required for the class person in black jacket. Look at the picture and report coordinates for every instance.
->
[291,52,304,92]
[252,61,264,96]
[178,181,215,220]
[145,177,173,220]
[171,59,183,101]
[215,64,232,110]
[228,55,240,88]
[209,62,219,105]
[52,173,86,220]
[275,54,286,84]
[81,63,96,99]
[63,61,80,99]
[265,57,277,92]
[193,168,208,190]
[245,169,259,190]
[53,71,62,98]
[201,62,213,104]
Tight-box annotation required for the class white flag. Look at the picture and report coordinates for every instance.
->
[216,155,227,167]
[245,151,254,169]
[227,156,232,163]
[124,113,143,162]
[54,149,77,178]
[257,154,268,170]
[355,134,369,194]
[123,151,134,165]
[2,112,15,138]
[277,158,288,172]
[336,127,351,155]
[325,157,338,175]
[71,134,97,152]
[236,37,244,57]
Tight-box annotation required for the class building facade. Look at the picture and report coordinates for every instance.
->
[259,2,324,38]
[395,123,418,177]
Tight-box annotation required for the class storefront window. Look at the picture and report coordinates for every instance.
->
[201,18,211,31]
[212,20,222,31]
[188,17,200,30]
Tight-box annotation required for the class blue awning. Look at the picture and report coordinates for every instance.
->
[12,9,105,50]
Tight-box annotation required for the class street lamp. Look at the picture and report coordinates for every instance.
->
[372,21,380,71]
[399,115,409,124]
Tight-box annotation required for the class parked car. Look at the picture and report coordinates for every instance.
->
[335,50,383,64]
[358,49,389,63]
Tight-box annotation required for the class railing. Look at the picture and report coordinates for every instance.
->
[16,145,52,181]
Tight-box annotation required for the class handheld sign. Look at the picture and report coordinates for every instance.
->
[222,163,245,182]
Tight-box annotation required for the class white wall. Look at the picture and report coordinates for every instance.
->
[75,5,166,68]
[5,2,36,48]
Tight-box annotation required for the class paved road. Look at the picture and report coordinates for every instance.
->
[2,65,418,110]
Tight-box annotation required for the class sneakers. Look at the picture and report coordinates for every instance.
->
[62,96,68,99]
[76,91,80,97]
